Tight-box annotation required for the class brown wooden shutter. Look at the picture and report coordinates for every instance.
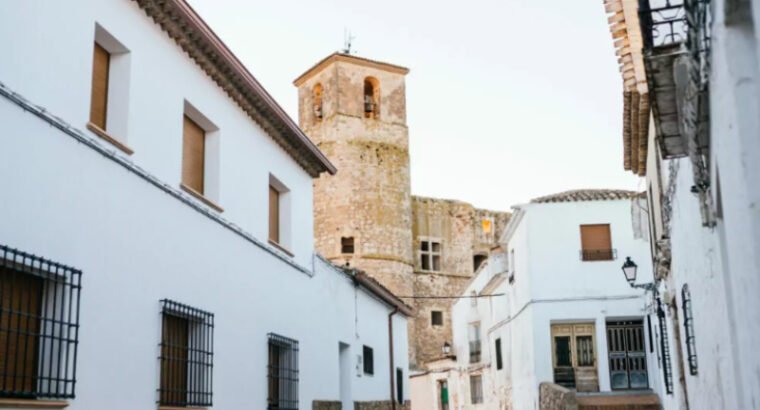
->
[182,116,206,194]
[269,186,280,243]
[160,314,189,405]
[580,224,612,260]
[0,268,43,394]
[89,43,110,129]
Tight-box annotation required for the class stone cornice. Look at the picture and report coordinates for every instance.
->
[293,52,410,87]
[132,0,336,177]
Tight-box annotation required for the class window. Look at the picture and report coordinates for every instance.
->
[470,290,478,307]
[269,185,280,243]
[89,42,110,130]
[509,249,515,283]
[267,333,299,410]
[158,299,214,407]
[431,310,443,326]
[468,322,481,363]
[495,338,503,370]
[420,239,442,272]
[469,374,483,404]
[363,77,380,119]
[313,83,323,121]
[182,115,206,194]
[269,175,291,251]
[682,285,698,375]
[580,224,615,261]
[0,245,82,399]
[88,25,131,153]
[363,345,374,375]
[341,237,355,254]
[396,368,404,404]
[473,254,487,272]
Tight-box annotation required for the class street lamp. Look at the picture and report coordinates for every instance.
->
[442,342,451,356]
[621,256,656,292]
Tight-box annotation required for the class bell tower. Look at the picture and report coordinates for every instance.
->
[294,52,414,306]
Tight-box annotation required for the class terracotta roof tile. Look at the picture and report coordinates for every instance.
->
[531,189,642,204]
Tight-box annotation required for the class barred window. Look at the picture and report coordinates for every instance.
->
[268,333,299,410]
[158,300,214,407]
[0,244,82,399]
[363,345,374,375]
[681,285,698,375]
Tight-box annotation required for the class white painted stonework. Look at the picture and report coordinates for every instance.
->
[0,1,409,408]
[416,196,666,410]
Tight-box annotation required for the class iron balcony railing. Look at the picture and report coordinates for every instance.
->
[639,0,688,49]
[469,341,482,364]
[580,249,617,262]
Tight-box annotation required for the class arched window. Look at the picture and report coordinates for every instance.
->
[363,77,380,119]
[313,83,323,121]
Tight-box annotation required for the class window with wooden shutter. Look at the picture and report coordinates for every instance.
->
[269,185,280,244]
[89,43,110,130]
[580,224,614,261]
[160,314,189,406]
[182,115,206,194]
[0,270,43,395]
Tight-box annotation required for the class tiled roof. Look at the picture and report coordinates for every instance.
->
[531,189,641,204]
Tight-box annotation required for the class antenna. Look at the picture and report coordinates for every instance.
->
[342,28,356,54]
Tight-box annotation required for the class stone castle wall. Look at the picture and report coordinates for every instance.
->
[296,54,509,370]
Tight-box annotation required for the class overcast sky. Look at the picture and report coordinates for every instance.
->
[188,0,642,211]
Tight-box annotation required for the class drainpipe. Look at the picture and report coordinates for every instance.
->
[388,307,399,410]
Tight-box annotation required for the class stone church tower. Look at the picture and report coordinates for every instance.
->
[294,53,414,299]
[295,53,510,368]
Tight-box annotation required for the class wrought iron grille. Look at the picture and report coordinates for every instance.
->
[657,299,674,394]
[469,341,482,364]
[580,249,617,261]
[640,0,688,49]
[0,244,82,399]
[267,333,299,410]
[681,285,698,375]
[158,299,214,407]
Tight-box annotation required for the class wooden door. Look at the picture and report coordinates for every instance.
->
[551,323,599,392]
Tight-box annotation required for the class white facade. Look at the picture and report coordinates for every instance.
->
[0,1,409,409]
[437,195,663,410]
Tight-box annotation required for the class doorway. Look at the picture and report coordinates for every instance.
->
[607,320,648,390]
[437,379,449,410]
[551,323,599,392]
[339,342,352,408]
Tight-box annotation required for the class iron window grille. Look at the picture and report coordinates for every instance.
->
[469,374,483,404]
[639,0,688,49]
[158,299,214,408]
[681,285,698,375]
[0,244,82,400]
[362,345,374,375]
[580,249,617,261]
[657,298,674,394]
[469,341,482,364]
[268,333,299,410]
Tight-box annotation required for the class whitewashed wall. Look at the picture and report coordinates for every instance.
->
[0,0,410,407]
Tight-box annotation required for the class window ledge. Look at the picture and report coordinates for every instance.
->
[180,183,224,213]
[268,239,294,257]
[86,122,134,155]
[0,399,69,409]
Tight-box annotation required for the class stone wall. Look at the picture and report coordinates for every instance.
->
[354,400,411,410]
[313,400,342,410]
[538,382,578,410]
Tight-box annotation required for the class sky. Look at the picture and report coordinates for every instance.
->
[187,0,643,211]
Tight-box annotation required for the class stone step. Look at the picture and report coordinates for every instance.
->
[576,392,660,410]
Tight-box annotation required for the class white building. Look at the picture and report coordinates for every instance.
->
[0,1,411,409]
[604,1,760,409]
[421,190,666,410]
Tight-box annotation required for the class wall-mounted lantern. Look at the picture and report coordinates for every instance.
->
[621,256,656,292]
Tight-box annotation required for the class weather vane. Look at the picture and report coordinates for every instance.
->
[342,28,356,54]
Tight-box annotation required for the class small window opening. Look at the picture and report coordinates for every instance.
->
[363,345,374,375]
[473,254,488,272]
[313,83,323,121]
[431,310,443,326]
[341,237,355,254]
[363,77,380,119]
[420,239,442,272]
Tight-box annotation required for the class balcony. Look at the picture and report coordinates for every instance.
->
[639,0,710,159]
[469,341,482,363]
[580,249,617,262]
